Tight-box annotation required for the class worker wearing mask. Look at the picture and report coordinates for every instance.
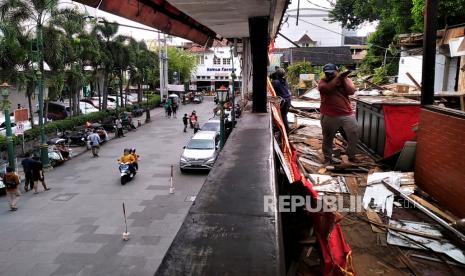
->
[318,63,358,164]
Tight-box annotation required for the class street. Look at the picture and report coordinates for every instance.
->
[0,98,216,276]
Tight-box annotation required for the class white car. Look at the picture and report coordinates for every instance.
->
[180,131,219,172]
[0,118,32,136]
[79,102,99,114]
[91,97,117,110]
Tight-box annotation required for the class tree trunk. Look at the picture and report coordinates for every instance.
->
[102,70,109,110]
[97,78,101,110]
[120,70,124,108]
[138,83,142,102]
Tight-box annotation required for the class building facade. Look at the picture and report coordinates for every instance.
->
[186,42,242,92]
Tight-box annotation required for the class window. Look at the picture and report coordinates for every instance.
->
[223,58,231,65]
[197,55,204,65]
[213,57,221,65]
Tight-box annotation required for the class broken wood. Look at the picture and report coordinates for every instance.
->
[366,210,384,233]
[409,194,458,223]
[406,72,422,91]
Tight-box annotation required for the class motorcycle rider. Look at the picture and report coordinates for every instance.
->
[130,148,139,171]
[118,148,136,175]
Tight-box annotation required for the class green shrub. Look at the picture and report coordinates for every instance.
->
[0,94,161,150]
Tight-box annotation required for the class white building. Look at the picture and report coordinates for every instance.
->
[186,41,242,92]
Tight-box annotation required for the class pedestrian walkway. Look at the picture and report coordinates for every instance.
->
[0,99,215,276]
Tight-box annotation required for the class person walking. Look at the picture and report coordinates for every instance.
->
[318,63,358,164]
[172,103,177,118]
[193,121,200,133]
[115,117,124,138]
[182,114,188,132]
[31,159,50,194]
[3,167,20,211]
[88,129,101,157]
[271,68,292,133]
[20,153,34,192]
[167,104,172,118]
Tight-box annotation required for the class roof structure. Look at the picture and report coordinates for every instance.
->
[295,34,315,45]
[282,46,354,66]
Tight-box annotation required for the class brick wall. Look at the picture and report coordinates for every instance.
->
[415,108,465,218]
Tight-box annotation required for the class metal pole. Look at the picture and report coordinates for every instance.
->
[230,46,236,128]
[219,102,225,149]
[421,0,438,105]
[158,31,164,100]
[37,24,50,167]
[3,109,14,168]
[164,34,168,98]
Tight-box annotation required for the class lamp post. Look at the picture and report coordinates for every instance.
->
[145,90,151,123]
[36,23,50,167]
[1,82,15,169]
[216,88,228,149]
[230,46,236,128]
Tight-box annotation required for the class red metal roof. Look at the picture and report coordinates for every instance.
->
[74,0,216,46]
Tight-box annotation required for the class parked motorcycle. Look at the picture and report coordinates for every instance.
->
[59,130,87,146]
[119,162,136,185]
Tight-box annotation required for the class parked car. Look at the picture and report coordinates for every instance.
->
[179,131,219,172]
[45,102,70,120]
[91,97,117,110]
[79,102,99,114]
[0,119,32,135]
[201,119,220,134]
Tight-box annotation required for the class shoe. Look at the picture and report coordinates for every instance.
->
[24,187,29,192]
[33,192,39,194]
[45,188,51,191]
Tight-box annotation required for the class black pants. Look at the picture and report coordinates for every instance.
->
[24,171,34,190]
[183,124,187,132]
[117,128,124,137]
[281,100,291,133]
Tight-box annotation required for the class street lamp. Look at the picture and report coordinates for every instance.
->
[1,82,15,169]
[216,88,228,149]
[145,90,151,123]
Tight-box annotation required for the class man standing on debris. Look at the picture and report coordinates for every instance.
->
[271,68,291,132]
[318,63,358,164]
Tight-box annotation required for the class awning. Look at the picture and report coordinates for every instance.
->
[74,0,216,46]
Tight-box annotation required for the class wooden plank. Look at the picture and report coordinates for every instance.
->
[366,210,384,233]
[409,194,458,223]
[406,72,422,91]
[459,56,465,92]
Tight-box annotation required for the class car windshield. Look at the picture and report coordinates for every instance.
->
[202,122,219,131]
[186,139,214,150]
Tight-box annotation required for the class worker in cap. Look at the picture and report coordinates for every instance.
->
[318,63,359,164]
[271,68,292,132]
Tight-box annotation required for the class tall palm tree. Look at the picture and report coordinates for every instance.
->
[1,0,60,125]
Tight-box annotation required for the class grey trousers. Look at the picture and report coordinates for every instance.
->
[321,114,359,161]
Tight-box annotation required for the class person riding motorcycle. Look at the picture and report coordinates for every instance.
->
[118,148,136,174]
[130,148,139,171]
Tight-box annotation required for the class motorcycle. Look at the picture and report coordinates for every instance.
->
[119,162,136,185]
[59,130,88,146]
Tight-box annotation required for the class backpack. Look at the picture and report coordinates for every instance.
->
[3,178,17,189]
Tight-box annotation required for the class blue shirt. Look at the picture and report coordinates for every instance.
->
[88,133,101,146]
[272,79,291,101]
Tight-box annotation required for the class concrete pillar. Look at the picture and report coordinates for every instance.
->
[249,17,269,113]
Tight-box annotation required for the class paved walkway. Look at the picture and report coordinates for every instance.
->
[0,99,216,276]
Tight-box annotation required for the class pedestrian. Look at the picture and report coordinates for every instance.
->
[189,111,197,128]
[20,153,34,192]
[271,68,291,133]
[115,117,124,138]
[318,63,358,164]
[3,167,20,211]
[88,129,101,157]
[182,114,189,132]
[167,104,172,118]
[164,102,169,117]
[172,103,177,118]
[193,121,200,133]
[31,159,50,194]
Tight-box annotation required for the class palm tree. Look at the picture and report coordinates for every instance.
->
[93,20,118,110]
[1,0,60,126]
